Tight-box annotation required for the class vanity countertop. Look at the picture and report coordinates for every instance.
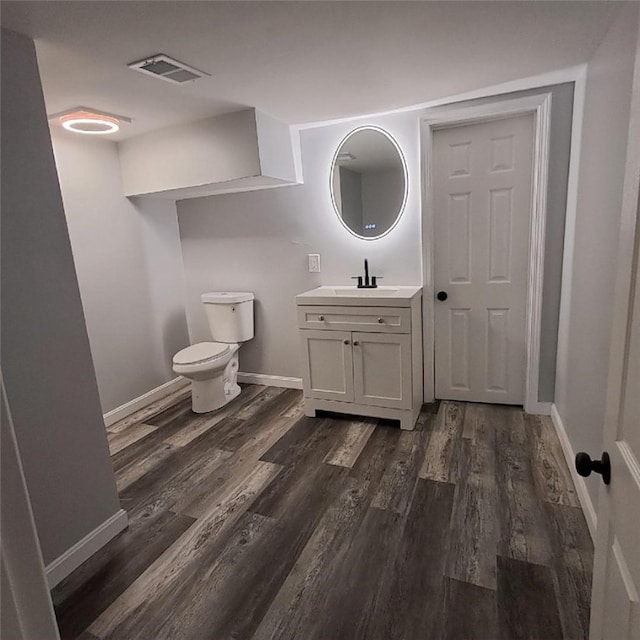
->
[296,285,422,307]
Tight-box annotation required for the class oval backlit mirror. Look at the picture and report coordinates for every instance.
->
[330,126,407,240]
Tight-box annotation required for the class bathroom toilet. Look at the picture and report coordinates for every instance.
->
[173,292,254,413]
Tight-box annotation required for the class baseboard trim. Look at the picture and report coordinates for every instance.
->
[104,374,301,427]
[45,509,128,588]
[525,401,552,416]
[550,404,597,541]
[103,377,188,427]
[237,372,303,389]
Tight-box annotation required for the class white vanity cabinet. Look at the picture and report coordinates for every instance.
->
[296,286,423,430]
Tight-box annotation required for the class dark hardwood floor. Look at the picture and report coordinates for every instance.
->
[52,384,593,640]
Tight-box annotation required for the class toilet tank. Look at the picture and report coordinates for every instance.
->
[201,292,254,343]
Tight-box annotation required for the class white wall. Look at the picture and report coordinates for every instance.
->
[119,109,260,196]
[118,109,299,199]
[1,28,121,566]
[1,383,60,640]
[178,87,573,398]
[178,111,423,378]
[554,3,639,508]
[52,132,190,413]
[255,109,298,181]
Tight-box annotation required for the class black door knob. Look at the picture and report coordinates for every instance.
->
[575,451,611,485]
[437,291,448,301]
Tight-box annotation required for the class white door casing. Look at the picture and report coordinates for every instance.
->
[421,94,552,412]
[589,18,640,637]
[432,113,534,404]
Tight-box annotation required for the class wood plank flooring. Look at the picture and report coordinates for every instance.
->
[52,386,593,640]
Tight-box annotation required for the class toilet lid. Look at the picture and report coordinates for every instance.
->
[173,342,229,366]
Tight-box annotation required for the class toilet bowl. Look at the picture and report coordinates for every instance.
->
[173,342,241,413]
[173,292,254,413]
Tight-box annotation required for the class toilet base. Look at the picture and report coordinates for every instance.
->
[190,379,239,413]
[190,352,241,413]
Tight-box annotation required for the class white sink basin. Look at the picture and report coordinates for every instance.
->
[330,287,399,296]
[296,285,422,307]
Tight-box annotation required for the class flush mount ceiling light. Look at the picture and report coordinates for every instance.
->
[48,107,131,135]
[62,112,119,134]
[127,54,210,84]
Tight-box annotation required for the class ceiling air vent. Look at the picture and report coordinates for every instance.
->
[127,54,209,84]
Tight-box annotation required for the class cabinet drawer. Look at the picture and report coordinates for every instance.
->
[297,305,410,334]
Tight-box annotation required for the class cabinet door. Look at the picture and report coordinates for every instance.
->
[352,332,412,409]
[300,329,354,402]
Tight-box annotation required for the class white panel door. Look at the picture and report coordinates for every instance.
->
[300,329,354,402]
[589,189,640,640]
[433,114,534,404]
[352,332,412,409]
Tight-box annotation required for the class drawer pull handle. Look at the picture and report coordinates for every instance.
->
[343,339,350,345]
[318,316,325,321]
[377,317,384,323]
[353,340,360,346]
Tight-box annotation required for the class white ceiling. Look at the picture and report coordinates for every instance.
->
[1,1,620,140]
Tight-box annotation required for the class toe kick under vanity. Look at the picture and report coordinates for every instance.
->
[296,286,423,430]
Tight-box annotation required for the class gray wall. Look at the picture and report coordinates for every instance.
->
[178,90,573,402]
[52,132,189,413]
[339,166,364,234]
[555,4,639,508]
[0,29,121,565]
[361,166,405,238]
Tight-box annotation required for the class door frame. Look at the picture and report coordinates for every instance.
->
[420,93,552,414]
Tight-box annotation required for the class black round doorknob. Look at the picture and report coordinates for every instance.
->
[436,291,448,301]
[575,451,611,485]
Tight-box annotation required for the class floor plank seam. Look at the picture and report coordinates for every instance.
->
[52,389,593,640]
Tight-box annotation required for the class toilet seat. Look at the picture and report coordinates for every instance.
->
[173,342,230,366]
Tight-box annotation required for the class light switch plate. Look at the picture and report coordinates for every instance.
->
[308,254,321,273]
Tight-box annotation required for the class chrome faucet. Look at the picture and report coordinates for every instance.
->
[351,258,381,289]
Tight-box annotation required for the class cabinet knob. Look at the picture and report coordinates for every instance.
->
[353,340,360,346]
[377,317,384,323]
[318,315,325,321]
[343,339,350,345]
